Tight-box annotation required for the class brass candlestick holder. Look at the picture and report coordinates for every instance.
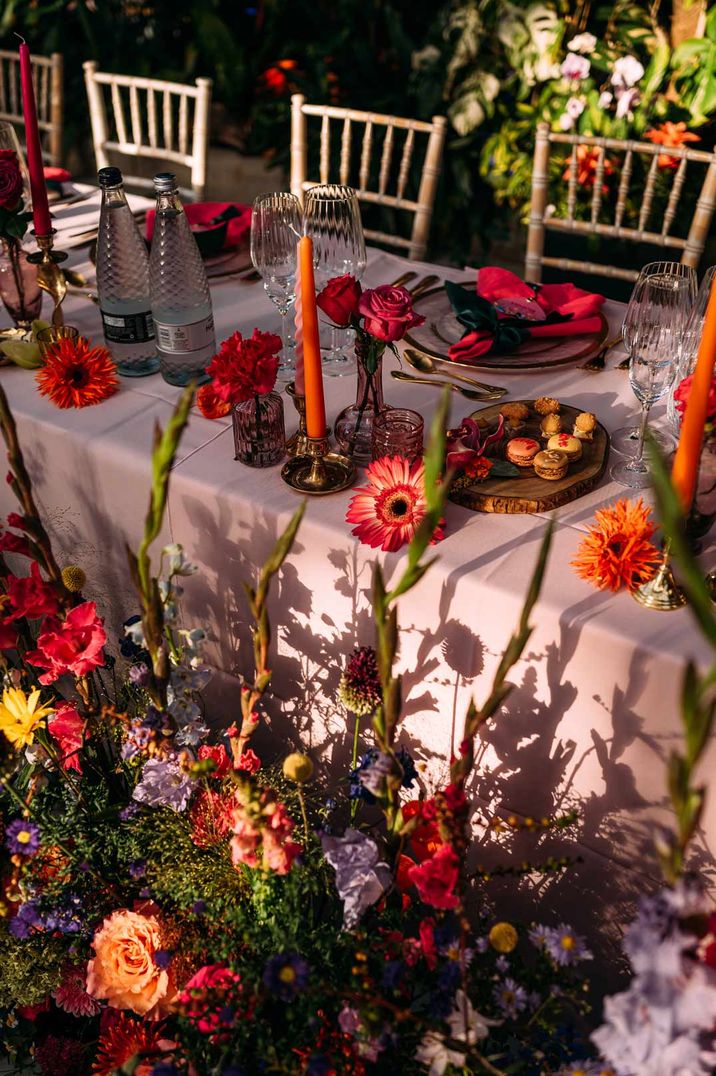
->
[285,382,332,457]
[27,230,68,327]
[632,540,686,611]
[281,432,355,495]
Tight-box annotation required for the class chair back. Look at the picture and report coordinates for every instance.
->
[290,94,447,261]
[526,121,716,285]
[0,49,63,166]
[83,62,212,201]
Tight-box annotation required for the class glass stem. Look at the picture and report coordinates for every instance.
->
[632,402,652,469]
[279,306,289,362]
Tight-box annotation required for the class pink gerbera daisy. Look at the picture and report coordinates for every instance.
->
[52,962,101,1017]
[345,455,444,552]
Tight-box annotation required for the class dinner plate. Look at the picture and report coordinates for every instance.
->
[404,280,609,371]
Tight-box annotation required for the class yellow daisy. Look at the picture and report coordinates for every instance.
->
[0,687,54,748]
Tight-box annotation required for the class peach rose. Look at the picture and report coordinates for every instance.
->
[86,909,170,1016]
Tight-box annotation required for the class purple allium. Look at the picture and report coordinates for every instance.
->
[132,757,194,812]
[543,924,593,967]
[493,977,529,1018]
[262,953,310,1001]
[5,818,40,856]
[338,646,381,716]
[338,1004,361,1035]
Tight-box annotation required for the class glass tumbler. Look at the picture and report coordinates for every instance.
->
[371,408,424,463]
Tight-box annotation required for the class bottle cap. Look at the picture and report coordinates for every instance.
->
[98,167,123,187]
[153,172,178,193]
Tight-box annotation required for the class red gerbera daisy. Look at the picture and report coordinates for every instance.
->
[36,337,118,409]
[345,455,444,552]
[92,1012,164,1076]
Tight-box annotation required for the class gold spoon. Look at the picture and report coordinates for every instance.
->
[404,348,507,397]
[391,369,503,401]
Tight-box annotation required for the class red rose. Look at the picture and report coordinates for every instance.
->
[206,329,282,405]
[358,284,425,343]
[197,383,231,420]
[0,150,23,211]
[674,373,716,423]
[408,843,461,909]
[317,275,362,327]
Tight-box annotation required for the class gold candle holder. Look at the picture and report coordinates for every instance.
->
[632,541,686,611]
[285,382,332,457]
[281,434,355,495]
[27,230,68,327]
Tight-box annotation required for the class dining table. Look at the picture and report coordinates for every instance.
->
[1,185,714,963]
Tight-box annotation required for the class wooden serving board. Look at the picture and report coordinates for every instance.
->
[449,401,610,514]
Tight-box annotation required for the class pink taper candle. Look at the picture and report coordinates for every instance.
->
[19,40,52,236]
[293,246,305,395]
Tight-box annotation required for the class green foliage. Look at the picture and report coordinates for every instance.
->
[0,926,65,1008]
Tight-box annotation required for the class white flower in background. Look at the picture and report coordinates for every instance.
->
[481,72,501,102]
[448,71,501,135]
[162,542,198,577]
[560,53,591,81]
[411,45,440,71]
[525,3,562,83]
[559,112,575,131]
[566,96,586,119]
[611,55,645,88]
[615,86,640,119]
[598,90,614,109]
[568,32,597,54]
[416,990,498,1074]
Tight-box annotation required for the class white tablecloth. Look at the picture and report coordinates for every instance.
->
[1,198,714,951]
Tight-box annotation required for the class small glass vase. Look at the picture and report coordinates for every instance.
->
[232,392,286,467]
[0,239,42,329]
[334,344,388,464]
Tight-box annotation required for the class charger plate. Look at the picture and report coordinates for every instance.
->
[449,400,610,513]
[404,281,609,371]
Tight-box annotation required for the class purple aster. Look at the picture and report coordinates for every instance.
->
[528,924,551,950]
[493,977,529,1018]
[263,953,310,1001]
[543,924,593,967]
[5,818,40,856]
[132,757,194,812]
[306,1059,331,1076]
[8,899,42,938]
[192,899,207,916]
[495,954,510,974]
[151,1066,180,1076]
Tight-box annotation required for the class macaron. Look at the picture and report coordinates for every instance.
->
[547,433,582,462]
[534,449,568,480]
[506,437,541,467]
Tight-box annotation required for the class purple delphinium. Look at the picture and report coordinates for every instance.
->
[132,757,194,812]
[493,977,529,1019]
[543,924,593,967]
[262,953,310,1001]
[5,818,40,856]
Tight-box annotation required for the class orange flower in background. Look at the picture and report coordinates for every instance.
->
[562,145,615,191]
[571,497,660,592]
[92,1011,166,1076]
[196,383,231,420]
[644,122,701,170]
[346,455,445,552]
[259,58,298,96]
[36,337,118,409]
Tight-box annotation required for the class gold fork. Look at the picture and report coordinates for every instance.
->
[581,332,622,371]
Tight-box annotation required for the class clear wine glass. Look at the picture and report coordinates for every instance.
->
[611,273,693,489]
[667,264,716,431]
[612,261,697,456]
[250,192,302,382]
[304,183,367,377]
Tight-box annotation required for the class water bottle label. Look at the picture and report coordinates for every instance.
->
[153,315,215,354]
[101,310,155,344]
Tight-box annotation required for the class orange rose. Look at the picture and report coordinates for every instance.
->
[86,909,171,1016]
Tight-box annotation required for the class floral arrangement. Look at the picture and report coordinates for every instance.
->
[0,376,714,1076]
[201,327,282,419]
[445,413,518,489]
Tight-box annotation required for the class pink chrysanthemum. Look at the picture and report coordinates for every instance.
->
[52,961,101,1017]
[345,455,444,552]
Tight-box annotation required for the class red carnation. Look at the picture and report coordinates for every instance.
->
[408,843,461,909]
[317,274,362,327]
[206,329,282,405]
[236,747,261,774]
[198,742,231,777]
[5,562,59,621]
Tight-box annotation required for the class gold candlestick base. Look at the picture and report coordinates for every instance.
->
[632,547,686,611]
[27,230,68,327]
[281,434,355,495]
[285,382,332,457]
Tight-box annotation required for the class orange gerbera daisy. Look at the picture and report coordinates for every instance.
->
[36,337,118,409]
[345,455,444,552]
[562,145,615,191]
[644,121,700,170]
[571,497,660,592]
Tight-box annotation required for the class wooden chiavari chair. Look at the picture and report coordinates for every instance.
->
[0,49,63,165]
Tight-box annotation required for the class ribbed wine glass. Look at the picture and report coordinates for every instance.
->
[612,261,697,456]
[304,184,367,377]
[667,265,716,431]
[611,273,693,489]
[250,192,302,382]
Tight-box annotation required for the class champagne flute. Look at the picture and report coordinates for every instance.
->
[304,184,367,377]
[667,265,716,431]
[611,273,692,489]
[612,261,697,456]
[250,192,302,382]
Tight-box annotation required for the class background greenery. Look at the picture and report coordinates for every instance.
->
[1,0,715,266]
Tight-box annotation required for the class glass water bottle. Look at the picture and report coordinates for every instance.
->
[148,173,215,386]
[96,167,159,377]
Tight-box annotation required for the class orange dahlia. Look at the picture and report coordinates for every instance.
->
[345,455,444,552]
[36,337,118,409]
[92,1012,164,1075]
[571,497,660,592]
[644,122,700,170]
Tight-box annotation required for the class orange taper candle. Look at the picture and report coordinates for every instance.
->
[298,236,326,439]
[672,277,716,511]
